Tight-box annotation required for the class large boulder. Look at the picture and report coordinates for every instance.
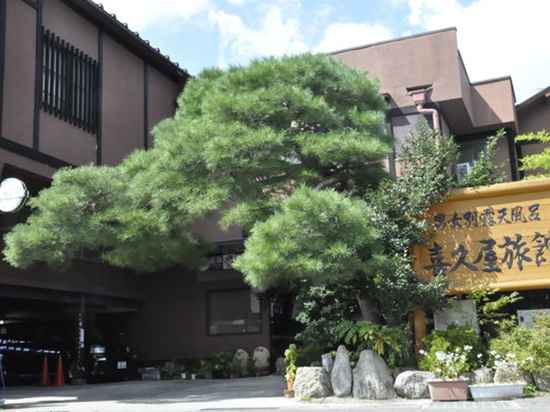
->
[330,346,352,397]
[294,367,332,399]
[533,371,550,391]
[394,370,435,399]
[253,346,270,373]
[494,364,527,384]
[352,350,396,400]
[473,367,494,384]
[321,353,333,374]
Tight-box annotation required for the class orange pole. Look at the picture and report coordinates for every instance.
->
[41,355,50,386]
[55,355,65,386]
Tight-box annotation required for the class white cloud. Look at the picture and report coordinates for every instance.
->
[407,0,550,101]
[208,6,308,67]
[226,0,247,5]
[95,0,212,31]
[316,22,394,53]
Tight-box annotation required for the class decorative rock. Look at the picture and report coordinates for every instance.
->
[391,367,414,380]
[331,346,352,397]
[353,350,396,400]
[394,370,435,399]
[233,349,249,375]
[473,367,494,384]
[253,346,270,372]
[294,367,332,399]
[494,365,527,384]
[275,357,287,375]
[321,353,333,374]
[533,371,550,391]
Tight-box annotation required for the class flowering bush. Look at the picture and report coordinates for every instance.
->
[420,346,472,379]
[490,315,550,376]
[419,325,482,373]
[489,351,526,371]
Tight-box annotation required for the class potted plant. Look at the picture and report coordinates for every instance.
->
[284,344,298,397]
[469,351,526,401]
[421,346,472,401]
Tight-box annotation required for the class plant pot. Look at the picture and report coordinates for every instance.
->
[469,383,525,401]
[428,379,469,401]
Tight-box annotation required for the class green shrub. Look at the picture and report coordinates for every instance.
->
[419,325,482,373]
[490,314,550,377]
[335,320,411,368]
[284,344,298,383]
[200,352,234,379]
[295,343,325,367]
[457,130,504,188]
[469,288,522,343]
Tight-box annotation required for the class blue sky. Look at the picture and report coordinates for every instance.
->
[98,0,549,101]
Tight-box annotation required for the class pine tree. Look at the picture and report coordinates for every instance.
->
[4,54,392,276]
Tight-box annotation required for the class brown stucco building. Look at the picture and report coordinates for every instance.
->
[0,4,549,383]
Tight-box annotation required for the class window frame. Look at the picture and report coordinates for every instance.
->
[41,28,99,134]
[205,288,263,337]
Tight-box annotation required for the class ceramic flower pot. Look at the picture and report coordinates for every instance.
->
[469,383,525,401]
[428,379,469,401]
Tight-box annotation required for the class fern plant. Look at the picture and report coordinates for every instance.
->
[335,320,408,367]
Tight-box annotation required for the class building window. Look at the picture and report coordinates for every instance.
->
[207,241,244,271]
[207,289,262,335]
[42,29,99,133]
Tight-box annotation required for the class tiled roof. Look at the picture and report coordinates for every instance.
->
[517,86,550,110]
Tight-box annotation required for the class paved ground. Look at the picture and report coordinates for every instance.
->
[0,376,549,411]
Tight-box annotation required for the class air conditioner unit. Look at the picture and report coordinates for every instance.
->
[456,162,472,183]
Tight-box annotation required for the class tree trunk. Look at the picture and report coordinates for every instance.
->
[356,295,381,324]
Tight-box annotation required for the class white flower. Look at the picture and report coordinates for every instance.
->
[419,350,426,355]
[477,353,483,359]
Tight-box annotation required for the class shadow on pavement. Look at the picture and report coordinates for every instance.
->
[0,376,286,409]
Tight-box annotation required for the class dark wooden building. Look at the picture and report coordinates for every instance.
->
[0,0,271,384]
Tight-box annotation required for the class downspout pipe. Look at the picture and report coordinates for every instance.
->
[408,86,441,133]
[416,104,440,132]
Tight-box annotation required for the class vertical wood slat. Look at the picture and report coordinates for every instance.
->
[82,55,87,131]
[70,46,76,125]
[77,50,81,126]
[88,59,93,132]
[43,29,49,109]
[78,50,83,128]
[71,46,77,124]
[60,39,67,121]
[46,31,52,113]
[63,41,68,122]
[75,48,78,124]
[92,61,98,132]
[54,35,61,117]
[50,33,55,113]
